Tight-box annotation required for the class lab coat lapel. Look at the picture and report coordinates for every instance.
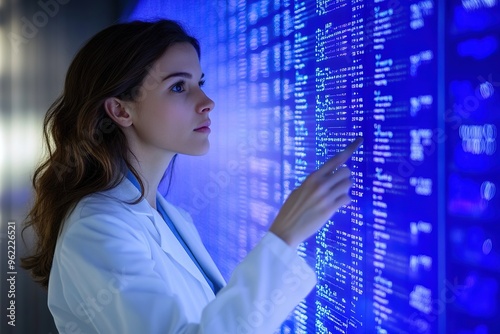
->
[106,179,207,287]
[105,178,225,292]
[156,195,226,290]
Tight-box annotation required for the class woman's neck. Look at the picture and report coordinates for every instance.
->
[128,153,175,210]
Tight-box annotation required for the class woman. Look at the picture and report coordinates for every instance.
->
[22,19,362,333]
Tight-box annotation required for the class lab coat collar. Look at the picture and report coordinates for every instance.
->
[103,176,226,294]
[102,176,155,217]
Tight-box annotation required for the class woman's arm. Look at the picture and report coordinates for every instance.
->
[50,210,314,334]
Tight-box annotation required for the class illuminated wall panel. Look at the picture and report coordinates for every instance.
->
[127,1,500,333]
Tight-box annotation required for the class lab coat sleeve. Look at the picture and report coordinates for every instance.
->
[202,232,317,333]
[52,203,316,334]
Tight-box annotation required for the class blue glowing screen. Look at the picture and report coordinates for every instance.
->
[125,1,500,333]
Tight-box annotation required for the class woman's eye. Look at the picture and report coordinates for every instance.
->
[171,81,185,93]
[199,79,206,87]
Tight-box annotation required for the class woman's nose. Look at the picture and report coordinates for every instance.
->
[198,91,215,113]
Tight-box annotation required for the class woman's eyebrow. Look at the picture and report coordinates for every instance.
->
[162,72,205,81]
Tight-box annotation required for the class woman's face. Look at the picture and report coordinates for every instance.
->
[125,42,214,157]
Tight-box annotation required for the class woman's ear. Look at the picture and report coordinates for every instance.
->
[104,97,133,127]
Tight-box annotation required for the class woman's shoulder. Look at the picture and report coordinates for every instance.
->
[62,180,152,236]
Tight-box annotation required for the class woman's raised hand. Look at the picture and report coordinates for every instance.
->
[269,137,363,248]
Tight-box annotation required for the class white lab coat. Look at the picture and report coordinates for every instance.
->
[48,176,317,333]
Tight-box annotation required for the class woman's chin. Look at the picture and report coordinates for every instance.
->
[185,143,210,156]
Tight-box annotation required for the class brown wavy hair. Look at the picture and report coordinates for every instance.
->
[21,19,200,289]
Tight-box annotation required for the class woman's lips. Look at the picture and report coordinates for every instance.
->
[194,126,211,133]
[194,120,211,132]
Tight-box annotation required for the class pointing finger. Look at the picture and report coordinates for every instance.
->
[319,137,363,175]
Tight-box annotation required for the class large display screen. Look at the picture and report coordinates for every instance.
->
[125,1,500,333]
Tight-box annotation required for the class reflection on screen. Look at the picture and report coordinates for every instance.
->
[127,0,499,332]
